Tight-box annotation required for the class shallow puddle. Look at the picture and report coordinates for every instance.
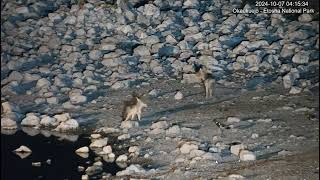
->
[1,130,125,180]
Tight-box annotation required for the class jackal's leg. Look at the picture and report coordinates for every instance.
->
[204,82,209,98]
[208,83,212,97]
[124,113,130,121]
[130,113,135,120]
[137,112,141,121]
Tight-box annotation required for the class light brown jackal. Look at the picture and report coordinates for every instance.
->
[122,95,148,121]
[195,65,215,98]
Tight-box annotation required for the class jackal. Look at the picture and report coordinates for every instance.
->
[122,95,148,121]
[195,65,215,98]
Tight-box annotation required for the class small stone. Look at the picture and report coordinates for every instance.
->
[174,91,183,100]
[14,145,32,153]
[251,133,259,139]
[40,116,58,127]
[228,174,245,179]
[298,14,313,22]
[76,146,89,153]
[148,89,158,96]
[103,145,112,154]
[128,146,139,153]
[180,143,198,154]
[54,113,70,122]
[1,117,17,129]
[150,121,169,130]
[289,87,302,94]
[230,144,246,155]
[239,150,256,161]
[21,113,40,127]
[32,162,41,167]
[257,118,272,123]
[81,175,89,180]
[69,94,87,105]
[78,166,85,172]
[91,134,101,139]
[120,121,139,129]
[116,154,128,162]
[166,125,181,136]
[227,117,241,123]
[90,138,109,148]
[54,119,79,132]
[118,134,130,140]
[108,153,115,159]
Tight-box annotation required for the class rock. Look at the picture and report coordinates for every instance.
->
[91,134,102,139]
[90,138,108,148]
[118,134,131,140]
[298,14,313,22]
[116,164,146,176]
[239,150,256,161]
[1,117,17,130]
[103,145,112,154]
[111,80,130,90]
[133,45,150,57]
[189,149,206,158]
[32,162,41,167]
[81,175,89,180]
[227,117,241,123]
[1,102,20,114]
[230,144,246,155]
[36,78,51,89]
[174,91,183,100]
[158,45,180,57]
[120,120,139,129]
[148,89,158,96]
[228,174,245,179]
[54,113,70,122]
[289,87,302,94]
[183,0,199,8]
[180,143,198,154]
[150,121,169,130]
[40,116,58,127]
[85,165,103,176]
[257,118,272,123]
[54,119,79,132]
[149,128,165,135]
[166,125,181,136]
[76,146,89,153]
[292,52,309,64]
[202,12,216,21]
[21,113,40,127]
[128,146,139,154]
[47,97,59,104]
[69,94,87,105]
[251,133,259,139]
[89,50,102,60]
[143,4,160,17]
[116,154,128,162]
[14,145,32,153]
[201,152,221,160]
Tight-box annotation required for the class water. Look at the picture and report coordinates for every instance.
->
[1,130,125,180]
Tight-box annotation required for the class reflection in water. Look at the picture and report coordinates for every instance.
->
[21,126,40,136]
[14,152,31,159]
[76,152,89,158]
[1,130,125,180]
[1,128,17,135]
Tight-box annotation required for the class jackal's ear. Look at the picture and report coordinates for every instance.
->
[132,91,140,98]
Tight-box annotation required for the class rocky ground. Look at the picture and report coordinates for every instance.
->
[1,0,319,179]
